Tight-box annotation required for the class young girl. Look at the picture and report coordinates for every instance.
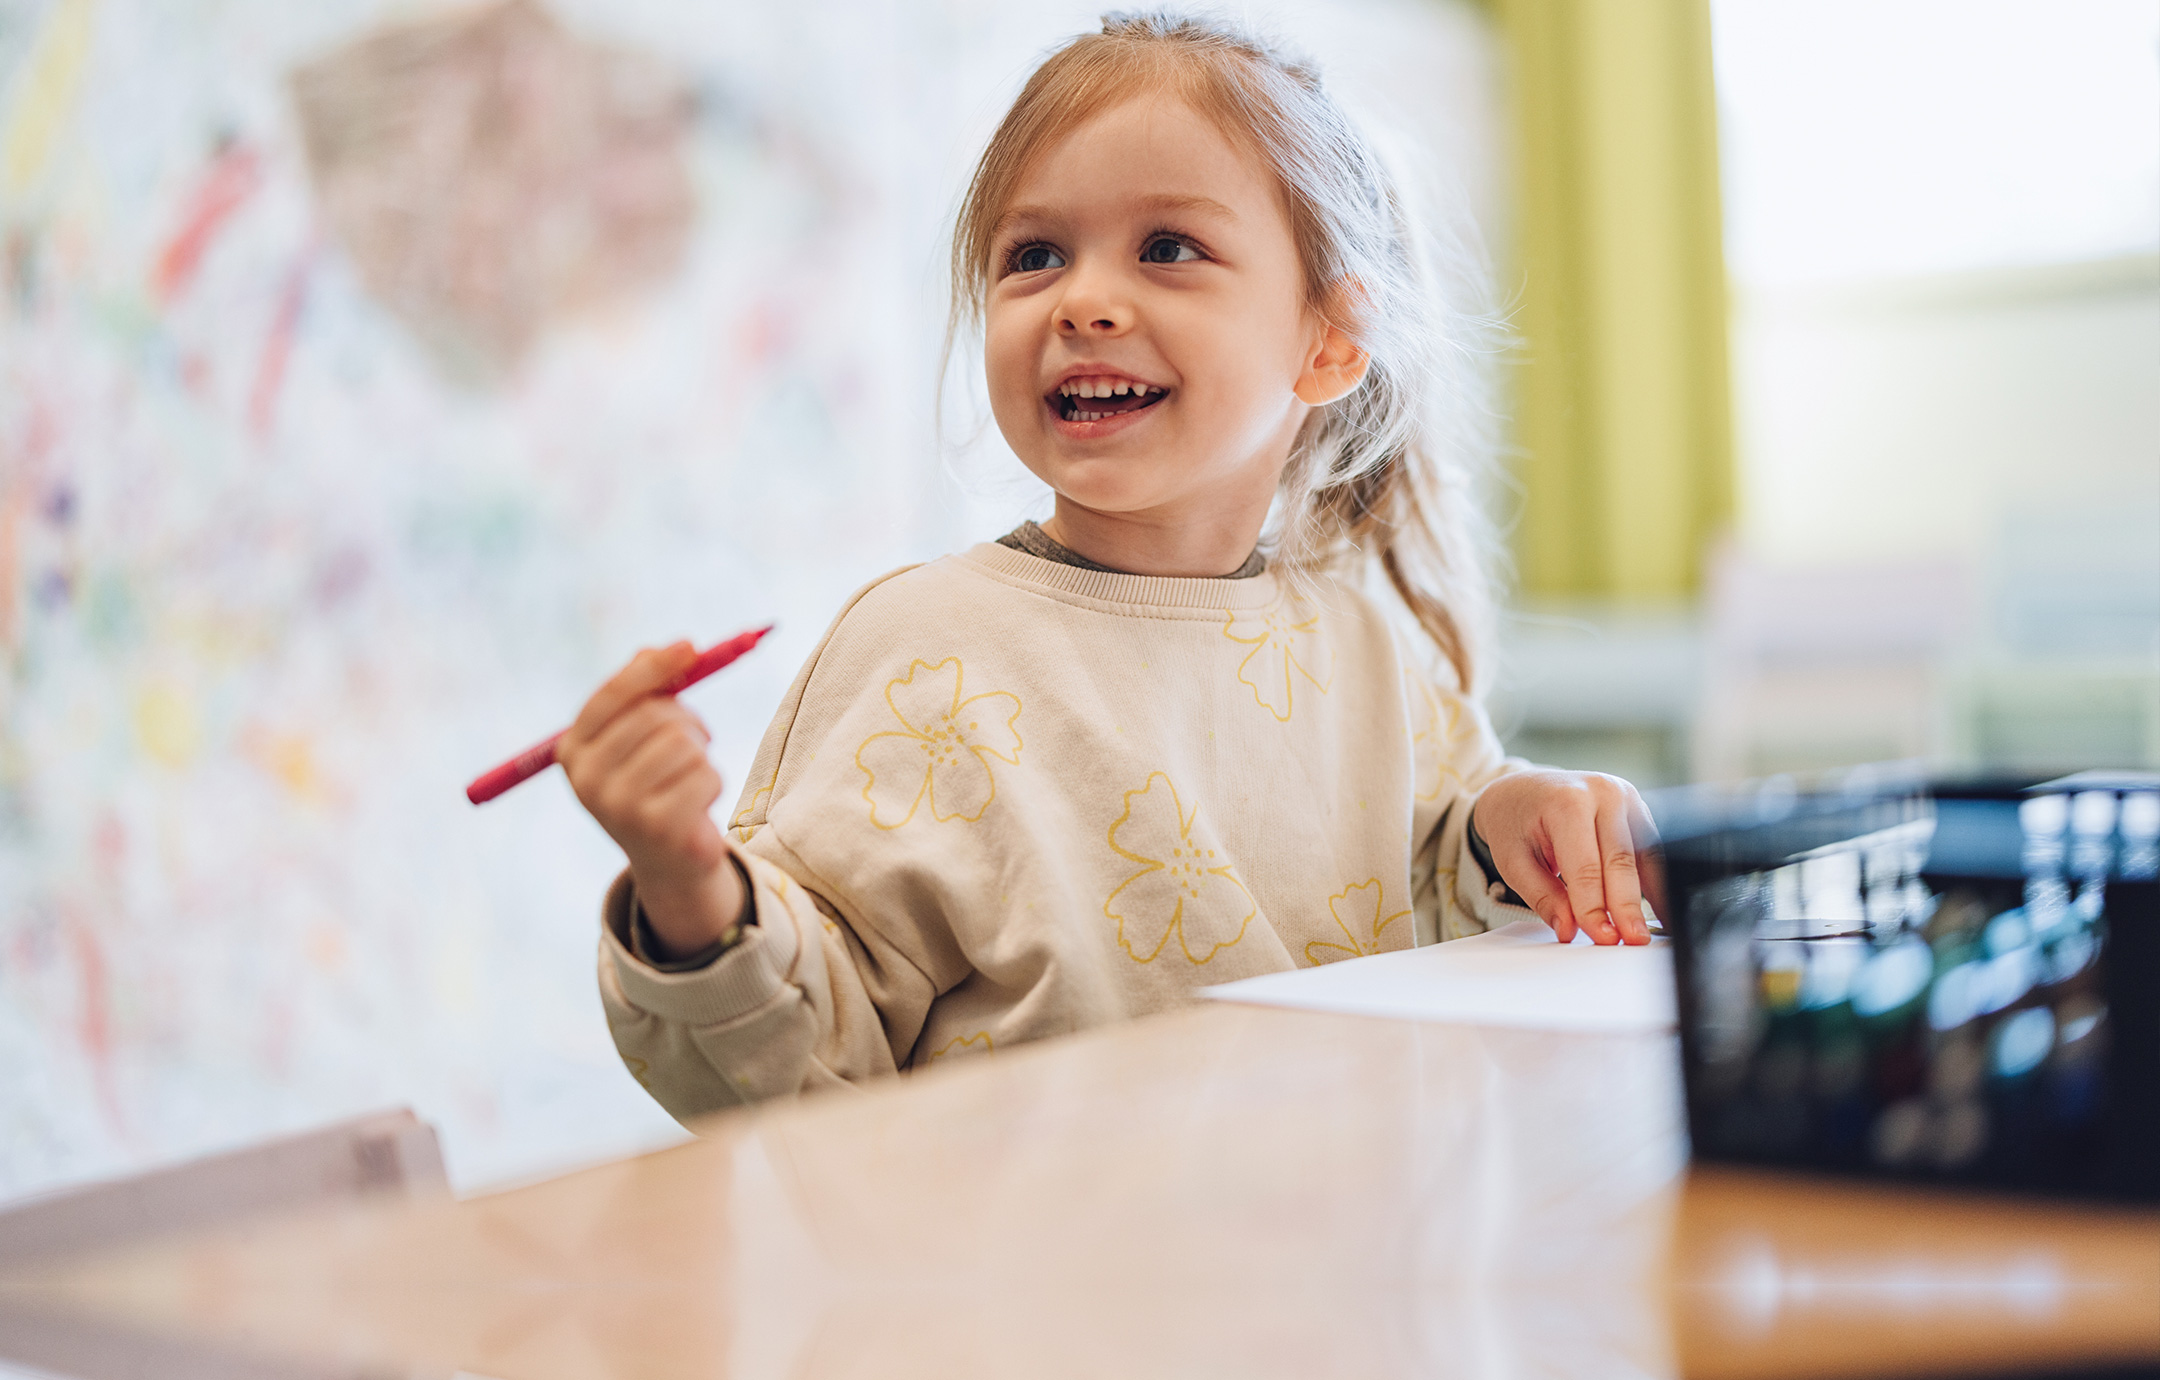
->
[559,13,1653,1121]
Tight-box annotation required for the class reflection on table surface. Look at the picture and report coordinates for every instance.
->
[2,1002,2154,1380]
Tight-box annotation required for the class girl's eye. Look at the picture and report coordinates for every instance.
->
[1011,244,1066,273]
[1141,236,1201,265]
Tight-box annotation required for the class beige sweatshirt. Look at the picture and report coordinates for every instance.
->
[599,543,1527,1121]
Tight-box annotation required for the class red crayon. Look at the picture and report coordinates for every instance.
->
[465,625,774,806]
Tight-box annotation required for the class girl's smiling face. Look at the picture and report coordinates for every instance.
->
[983,92,1358,559]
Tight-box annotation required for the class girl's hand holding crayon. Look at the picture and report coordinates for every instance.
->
[1471,770,1658,947]
[557,642,746,959]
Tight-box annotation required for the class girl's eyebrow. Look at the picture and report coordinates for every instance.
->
[993,193,1239,240]
[1130,192,1238,222]
[992,205,1062,240]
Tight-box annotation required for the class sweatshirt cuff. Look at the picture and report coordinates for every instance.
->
[601,863,802,1027]
[628,852,758,971]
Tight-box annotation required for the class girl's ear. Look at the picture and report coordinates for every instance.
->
[1294,313,1370,406]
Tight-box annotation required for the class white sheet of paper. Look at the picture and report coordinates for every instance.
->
[1200,919,1676,1033]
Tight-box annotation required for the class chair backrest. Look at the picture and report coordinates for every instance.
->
[1703,547,1971,667]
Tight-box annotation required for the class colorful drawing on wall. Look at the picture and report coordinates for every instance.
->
[292,0,697,379]
[0,0,1499,1195]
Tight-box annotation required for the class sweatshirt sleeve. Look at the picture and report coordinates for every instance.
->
[596,843,932,1123]
[1408,680,1537,944]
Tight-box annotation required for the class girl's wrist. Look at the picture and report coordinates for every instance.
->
[632,852,747,962]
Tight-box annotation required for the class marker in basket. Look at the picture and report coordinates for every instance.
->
[465,625,774,806]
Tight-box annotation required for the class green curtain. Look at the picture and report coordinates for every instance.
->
[1479,0,1734,599]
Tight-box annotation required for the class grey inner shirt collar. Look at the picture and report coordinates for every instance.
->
[996,520,1266,580]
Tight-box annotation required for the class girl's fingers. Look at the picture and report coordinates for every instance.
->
[564,699,670,804]
[565,642,698,750]
[1491,837,1578,944]
[604,716,713,821]
[572,699,705,797]
[1634,794,1669,931]
[1519,868,1579,944]
[578,716,709,847]
[1594,788,1651,945]
[1547,802,1621,945]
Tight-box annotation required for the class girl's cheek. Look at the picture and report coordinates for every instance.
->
[981,322,1024,393]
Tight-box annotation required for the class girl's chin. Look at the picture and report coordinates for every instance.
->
[1024,440,1169,491]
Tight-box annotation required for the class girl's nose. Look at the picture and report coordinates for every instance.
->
[1053,267,1131,337]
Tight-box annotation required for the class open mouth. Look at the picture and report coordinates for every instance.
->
[1050,378,1169,423]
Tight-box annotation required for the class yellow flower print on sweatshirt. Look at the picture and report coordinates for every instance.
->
[1305,880,1411,965]
[925,1031,993,1062]
[855,658,1022,829]
[1223,594,1332,721]
[1411,680,1470,804]
[729,770,777,842]
[1104,772,1256,964]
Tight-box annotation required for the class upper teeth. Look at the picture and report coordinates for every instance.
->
[1059,379,1157,398]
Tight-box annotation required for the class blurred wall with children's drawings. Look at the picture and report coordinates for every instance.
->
[0,0,1504,1195]
[1489,0,2160,790]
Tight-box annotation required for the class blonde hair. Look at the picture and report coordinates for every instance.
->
[950,11,1502,690]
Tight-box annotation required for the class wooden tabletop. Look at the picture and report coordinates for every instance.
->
[2,1001,2155,1380]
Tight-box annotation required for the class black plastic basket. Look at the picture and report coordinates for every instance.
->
[1654,769,2158,1203]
